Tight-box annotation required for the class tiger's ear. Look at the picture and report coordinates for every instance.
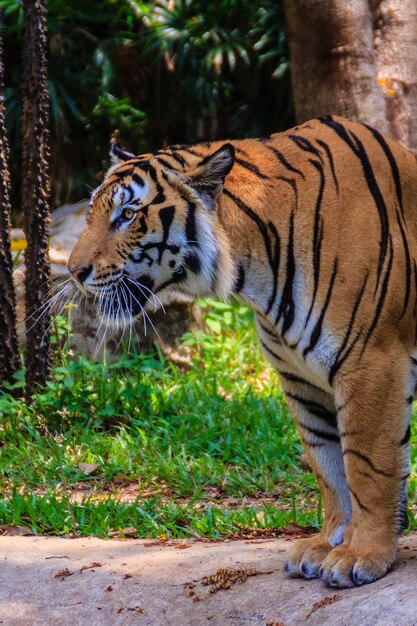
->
[110,143,135,165]
[188,144,235,208]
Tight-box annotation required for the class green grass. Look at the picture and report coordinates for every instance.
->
[1,299,416,538]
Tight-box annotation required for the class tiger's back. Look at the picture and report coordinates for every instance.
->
[68,115,417,588]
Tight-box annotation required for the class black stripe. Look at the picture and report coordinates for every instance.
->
[234,263,245,293]
[131,172,145,187]
[155,156,177,171]
[258,320,281,342]
[166,151,188,167]
[184,252,201,273]
[316,139,339,193]
[224,188,279,311]
[362,235,394,351]
[286,392,337,425]
[363,123,403,218]
[320,118,390,292]
[413,262,417,343]
[279,371,324,393]
[235,155,269,179]
[158,205,175,263]
[304,159,325,329]
[180,146,206,159]
[276,211,295,336]
[303,257,338,358]
[185,202,198,245]
[395,206,412,318]
[260,339,283,362]
[350,487,370,512]
[343,448,394,477]
[265,222,281,314]
[400,425,411,446]
[261,142,306,179]
[329,273,369,385]
[276,176,298,194]
[288,134,324,164]
[299,422,340,442]
[148,164,166,204]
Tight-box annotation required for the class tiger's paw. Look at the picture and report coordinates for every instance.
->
[319,545,395,588]
[284,536,333,580]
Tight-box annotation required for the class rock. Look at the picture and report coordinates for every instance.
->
[1,534,417,626]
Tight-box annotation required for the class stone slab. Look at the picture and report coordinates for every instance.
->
[1,535,417,626]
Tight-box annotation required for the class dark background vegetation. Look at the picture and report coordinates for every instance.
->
[2,0,293,209]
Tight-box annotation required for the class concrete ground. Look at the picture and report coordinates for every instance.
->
[1,534,417,626]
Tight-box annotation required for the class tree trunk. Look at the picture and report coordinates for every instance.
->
[372,0,417,151]
[22,0,51,398]
[0,38,19,388]
[284,0,388,131]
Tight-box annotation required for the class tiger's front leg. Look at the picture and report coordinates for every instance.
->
[318,347,411,588]
[279,375,353,579]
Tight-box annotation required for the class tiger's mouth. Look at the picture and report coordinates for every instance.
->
[97,274,156,321]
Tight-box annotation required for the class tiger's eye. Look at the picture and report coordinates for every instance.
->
[122,208,135,220]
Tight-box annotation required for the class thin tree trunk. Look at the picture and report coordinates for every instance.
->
[372,0,417,151]
[284,0,388,131]
[0,38,19,388]
[22,0,51,397]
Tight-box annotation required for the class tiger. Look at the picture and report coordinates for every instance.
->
[68,116,417,588]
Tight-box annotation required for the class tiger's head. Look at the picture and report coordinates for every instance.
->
[67,143,236,322]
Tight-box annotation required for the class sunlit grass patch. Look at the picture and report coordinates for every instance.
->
[1,298,416,536]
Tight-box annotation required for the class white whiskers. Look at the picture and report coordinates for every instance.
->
[24,270,165,358]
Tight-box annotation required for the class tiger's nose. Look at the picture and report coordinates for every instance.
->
[68,264,93,284]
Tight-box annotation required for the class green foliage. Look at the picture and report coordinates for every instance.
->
[1,299,416,537]
[0,300,320,537]
[2,0,292,207]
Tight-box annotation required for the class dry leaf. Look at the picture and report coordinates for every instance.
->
[222,497,239,506]
[201,568,272,595]
[303,595,341,621]
[45,555,70,560]
[77,462,100,476]
[227,525,282,540]
[283,524,317,539]
[80,562,102,573]
[54,568,74,580]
